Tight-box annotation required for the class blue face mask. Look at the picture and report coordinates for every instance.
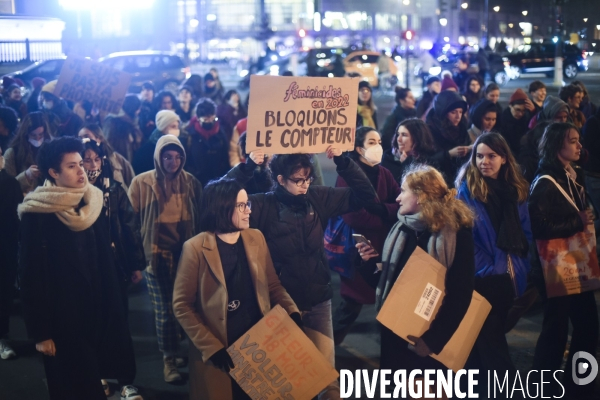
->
[28,137,44,148]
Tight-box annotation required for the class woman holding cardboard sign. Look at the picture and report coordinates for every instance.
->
[358,164,475,373]
[528,122,599,398]
[455,132,532,393]
[173,178,301,400]
[226,146,376,399]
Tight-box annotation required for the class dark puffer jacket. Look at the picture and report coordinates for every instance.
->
[226,156,377,310]
[499,106,531,156]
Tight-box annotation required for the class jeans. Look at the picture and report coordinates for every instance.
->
[301,299,340,400]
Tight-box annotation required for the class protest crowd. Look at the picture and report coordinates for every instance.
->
[1,63,599,400]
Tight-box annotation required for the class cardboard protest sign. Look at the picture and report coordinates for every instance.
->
[54,57,131,114]
[228,304,339,399]
[246,75,358,154]
[377,247,492,372]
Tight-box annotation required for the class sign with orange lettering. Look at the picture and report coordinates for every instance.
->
[246,75,358,154]
[228,305,338,399]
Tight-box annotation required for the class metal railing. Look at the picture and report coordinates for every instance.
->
[0,39,63,63]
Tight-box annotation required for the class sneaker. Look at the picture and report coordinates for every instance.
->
[120,385,143,400]
[101,379,111,396]
[163,356,183,383]
[175,357,188,368]
[0,339,16,360]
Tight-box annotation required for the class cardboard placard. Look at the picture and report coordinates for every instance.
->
[54,57,131,114]
[377,247,492,372]
[246,75,358,154]
[228,305,339,400]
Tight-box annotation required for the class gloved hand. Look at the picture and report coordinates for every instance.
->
[209,348,235,372]
[290,312,304,330]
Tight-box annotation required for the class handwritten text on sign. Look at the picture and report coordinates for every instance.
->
[246,76,359,154]
[228,305,338,400]
[54,57,131,114]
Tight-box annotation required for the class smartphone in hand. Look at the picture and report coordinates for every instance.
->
[352,234,379,256]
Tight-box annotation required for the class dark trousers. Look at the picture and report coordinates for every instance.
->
[0,261,17,338]
[533,290,599,397]
[332,296,362,345]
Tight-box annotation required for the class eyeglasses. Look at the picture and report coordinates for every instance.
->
[235,201,252,213]
[162,155,185,162]
[289,177,314,187]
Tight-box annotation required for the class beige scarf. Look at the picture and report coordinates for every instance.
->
[18,180,104,232]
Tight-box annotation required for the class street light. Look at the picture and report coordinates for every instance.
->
[403,0,410,5]
[583,18,588,23]
[522,11,528,16]
[493,6,500,12]
[439,18,448,27]
[461,3,468,9]
[597,25,600,31]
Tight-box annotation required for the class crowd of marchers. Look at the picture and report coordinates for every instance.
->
[0,63,598,400]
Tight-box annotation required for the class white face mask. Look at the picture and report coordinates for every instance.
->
[168,129,180,137]
[29,137,44,148]
[42,101,53,110]
[362,144,383,165]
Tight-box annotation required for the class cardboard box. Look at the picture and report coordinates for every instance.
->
[228,304,339,400]
[377,247,491,372]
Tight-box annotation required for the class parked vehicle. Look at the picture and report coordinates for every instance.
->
[413,50,514,86]
[7,57,66,97]
[343,50,399,88]
[99,51,190,93]
[505,42,588,79]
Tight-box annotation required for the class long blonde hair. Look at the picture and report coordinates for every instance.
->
[455,132,529,203]
[403,164,474,232]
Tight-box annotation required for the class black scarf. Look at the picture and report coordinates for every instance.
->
[274,185,308,211]
[483,177,529,258]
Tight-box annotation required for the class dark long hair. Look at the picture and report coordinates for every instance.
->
[200,178,245,233]
[10,111,52,173]
[456,132,529,202]
[393,118,435,157]
[269,153,315,188]
[538,122,579,169]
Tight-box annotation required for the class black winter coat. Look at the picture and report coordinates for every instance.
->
[518,122,550,183]
[103,179,146,281]
[0,171,22,318]
[582,111,600,175]
[528,164,586,241]
[416,90,435,119]
[19,212,136,399]
[380,105,417,152]
[381,149,438,184]
[499,107,530,156]
[184,126,230,187]
[226,156,377,310]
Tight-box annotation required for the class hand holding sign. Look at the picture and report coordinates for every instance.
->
[325,145,343,159]
[249,150,266,165]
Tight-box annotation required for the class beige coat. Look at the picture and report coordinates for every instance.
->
[173,229,299,400]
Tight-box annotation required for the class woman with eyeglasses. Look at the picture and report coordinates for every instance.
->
[225,146,376,399]
[128,135,203,384]
[173,178,301,400]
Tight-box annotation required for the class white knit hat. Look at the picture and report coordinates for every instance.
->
[155,110,180,132]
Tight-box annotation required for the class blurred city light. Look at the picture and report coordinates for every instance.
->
[583,18,588,23]
[444,37,450,42]
[461,3,468,9]
[207,14,217,21]
[299,29,306,38]
[189,19,199,28]
[552,36,558,43]
[403,0,410,5]
[314,12,321,32]
[59,0,154,9]
[439,18,448,27]
[493,6,500,12]
[522,11,528,16]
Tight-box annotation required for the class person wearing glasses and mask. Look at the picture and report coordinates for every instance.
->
[184,98,230,187]
[332,126,400,345]
[173,178,301,400]
[225,146,377,399]
[128,134,203,384]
